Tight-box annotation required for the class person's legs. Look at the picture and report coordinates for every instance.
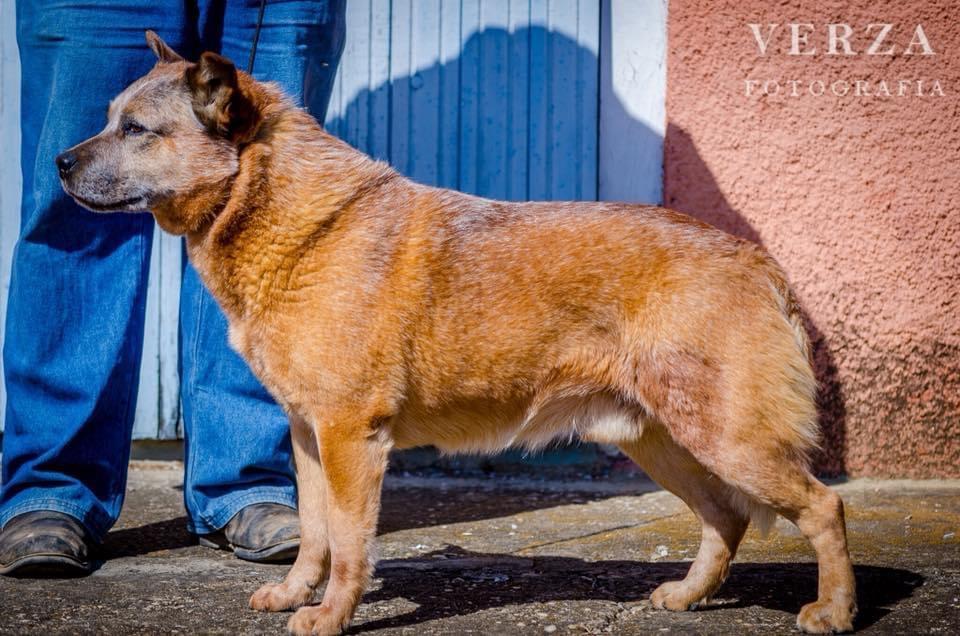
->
[179,274,299,534]
[179,0,346,535]
[0,0,190,540]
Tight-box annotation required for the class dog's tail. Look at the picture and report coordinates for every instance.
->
[730,487,779,538]
[769,264,813,366]
[749,249,822,468]
[726,251,821,539]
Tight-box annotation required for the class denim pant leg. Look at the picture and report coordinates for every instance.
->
[0,2,190,539]
[178,0,346,535]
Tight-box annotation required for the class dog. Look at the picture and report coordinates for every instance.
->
[56,32,857,635]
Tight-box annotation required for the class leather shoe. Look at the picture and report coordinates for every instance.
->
[0,511,94,577]
[198,502,300,563]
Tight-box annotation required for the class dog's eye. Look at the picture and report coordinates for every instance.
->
[122,121,147,136]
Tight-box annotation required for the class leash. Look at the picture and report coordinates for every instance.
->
[246,0,268,74]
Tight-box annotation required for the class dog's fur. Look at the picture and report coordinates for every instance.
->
[57,33,857,635]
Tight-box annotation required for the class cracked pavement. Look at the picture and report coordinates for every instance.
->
[0,461,958,634]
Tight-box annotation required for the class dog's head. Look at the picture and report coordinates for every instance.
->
[57,32,262,234]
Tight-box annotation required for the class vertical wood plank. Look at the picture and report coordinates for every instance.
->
[327,0,392,161]
[156,234,182,439]
[406,0,442,185]
[599,0,667,204]
[366,0,393,161]
[546,1,579,200]
[327,24,345,139]
[436,0,462,190]
[132,232,182,440]
[506,0,530,201]
[331,0,602,204]
[577,0,600,201]
[526,0,549,200]
[133,227,182,439]
[457,0,481,195]
[328,0,364,145]
[389,0,412,176]
[475,1,509,200]
[132,234,161,439]
[528,1,601,201]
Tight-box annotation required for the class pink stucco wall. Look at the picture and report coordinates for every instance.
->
[664,1,959,477]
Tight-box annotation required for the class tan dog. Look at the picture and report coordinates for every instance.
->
[57,32,857,635]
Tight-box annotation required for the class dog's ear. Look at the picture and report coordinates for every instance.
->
[145,30,184,64]
[186,52,259,144]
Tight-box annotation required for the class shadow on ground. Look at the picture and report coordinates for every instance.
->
[102,482,644,559]
[7,467,952,635]
[350,545,921,633]
[102,516,196,558]
[100,523,925,634]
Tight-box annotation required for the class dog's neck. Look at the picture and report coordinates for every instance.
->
[180,99,397,323]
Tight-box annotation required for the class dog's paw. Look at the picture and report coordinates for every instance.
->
[650,580,703,612]
[287,604,348,636]
[796,599,856,634]
[250,582,314,613]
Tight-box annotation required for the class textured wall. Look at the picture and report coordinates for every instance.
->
[664,0,959,476]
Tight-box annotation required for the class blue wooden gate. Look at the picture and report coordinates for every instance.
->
[326,0,600,201]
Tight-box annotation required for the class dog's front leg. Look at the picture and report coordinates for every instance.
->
[287,408,390,636]
[251,414,330,612]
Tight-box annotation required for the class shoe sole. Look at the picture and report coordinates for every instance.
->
[0,553,92,577]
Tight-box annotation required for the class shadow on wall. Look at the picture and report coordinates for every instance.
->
[663,125,846,476]
[327,27,845,476]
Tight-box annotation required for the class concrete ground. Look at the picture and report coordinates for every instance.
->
[1,462,958,635]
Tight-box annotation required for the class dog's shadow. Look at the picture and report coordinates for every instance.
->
[100,514,921,632]
[352,545,921,633]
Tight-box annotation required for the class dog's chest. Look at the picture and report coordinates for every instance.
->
[226,321,293,402]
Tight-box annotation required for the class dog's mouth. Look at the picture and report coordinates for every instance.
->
[69,192,147,213]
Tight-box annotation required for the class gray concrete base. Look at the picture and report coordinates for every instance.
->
[1,462,958,634]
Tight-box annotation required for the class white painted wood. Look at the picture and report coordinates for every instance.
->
[437,0,462,191]
[132,235,163,439]
[0,1,21,432]
[327,0,391,160]
[525,1,600,200]
[132,230,181,440]
[156,233,182,439]
[599,0,667,204]
[577,0,602,200]
[506,0,532,201]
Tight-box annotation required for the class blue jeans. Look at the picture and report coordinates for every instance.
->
[1,0,345,539]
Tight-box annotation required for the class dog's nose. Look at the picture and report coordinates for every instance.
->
[55,151,78,176]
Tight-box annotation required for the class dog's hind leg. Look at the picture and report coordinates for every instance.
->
[618,425,749,610]
[787,477,856,634]
[640,358,856,633]
[713,458,857,634]
[250,414,330,612]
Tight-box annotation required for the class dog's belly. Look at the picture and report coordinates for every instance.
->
[390,391,645,454]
